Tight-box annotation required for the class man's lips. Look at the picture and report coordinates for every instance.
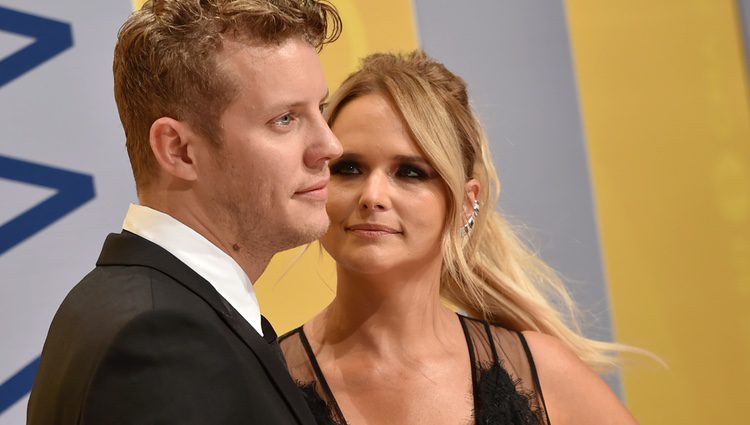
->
[295,179,329,201]
[346,223,401,237]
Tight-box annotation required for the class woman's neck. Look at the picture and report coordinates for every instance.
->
[310,262,460,360]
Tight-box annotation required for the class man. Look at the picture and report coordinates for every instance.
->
[27,0,341,423]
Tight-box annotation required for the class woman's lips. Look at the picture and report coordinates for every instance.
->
[346,223,401,238]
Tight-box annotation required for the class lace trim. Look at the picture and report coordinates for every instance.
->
[475,361,545,424]
[295,380,344,425]
[295,362,545,425]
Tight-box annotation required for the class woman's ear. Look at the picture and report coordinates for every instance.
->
[148,117,198,182]
[463,179,481,221]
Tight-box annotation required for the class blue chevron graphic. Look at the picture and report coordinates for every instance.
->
[0,357,39,414]
[0,5,73,88]
[0,8,82,416]
[0,155,95,255]
[0,156,94,414]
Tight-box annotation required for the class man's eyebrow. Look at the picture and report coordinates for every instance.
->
[267,91,330,111]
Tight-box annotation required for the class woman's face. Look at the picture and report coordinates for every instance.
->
[321,93,448,275]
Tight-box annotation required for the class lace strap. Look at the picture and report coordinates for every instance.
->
[297,328,348,423]
[458,314,482,420]
[482,320,501,364]
[518,332,551,425]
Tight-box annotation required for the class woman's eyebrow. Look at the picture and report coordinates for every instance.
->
[335,154,429,165]
[393,155,429,164]
[336,153,363,161]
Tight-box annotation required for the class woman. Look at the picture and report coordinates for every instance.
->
[280,51,638,425]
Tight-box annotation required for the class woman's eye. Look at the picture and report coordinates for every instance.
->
[330,161,361,175]
[397,165,428,180]
[319,103,328,115]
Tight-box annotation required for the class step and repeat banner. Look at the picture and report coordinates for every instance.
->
[1,1,748,423]
[0,1,134,423]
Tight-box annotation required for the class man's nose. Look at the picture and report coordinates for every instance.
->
[304,116,342,169]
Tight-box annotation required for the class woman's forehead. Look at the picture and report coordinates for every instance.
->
[332,94,423,158]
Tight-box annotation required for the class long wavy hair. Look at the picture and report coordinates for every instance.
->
[325,50,631,371]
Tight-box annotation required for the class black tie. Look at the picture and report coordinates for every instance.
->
[260,315,277,344]
[261,315,287,367]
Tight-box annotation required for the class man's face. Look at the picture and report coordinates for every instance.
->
[193,37,341,254]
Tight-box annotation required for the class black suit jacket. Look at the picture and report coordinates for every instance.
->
[27,231,316,425]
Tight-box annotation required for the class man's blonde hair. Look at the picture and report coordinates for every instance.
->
[113,0,341,190]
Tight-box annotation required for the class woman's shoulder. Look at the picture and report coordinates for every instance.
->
[520,331,581,370]
[520,331,639,425]
[519,330,608,393]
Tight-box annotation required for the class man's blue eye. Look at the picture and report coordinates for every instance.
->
[275,114,293,126]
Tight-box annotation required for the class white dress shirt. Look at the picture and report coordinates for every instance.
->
[122,203,263,336]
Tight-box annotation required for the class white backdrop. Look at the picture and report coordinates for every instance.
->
[0,2,133,423]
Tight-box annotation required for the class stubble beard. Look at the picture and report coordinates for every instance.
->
[262,207,331,253]
[226,197,331,258]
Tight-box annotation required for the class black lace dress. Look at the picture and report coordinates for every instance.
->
[279,314,551,425]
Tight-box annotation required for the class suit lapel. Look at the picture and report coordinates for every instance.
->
[96,231,316,425]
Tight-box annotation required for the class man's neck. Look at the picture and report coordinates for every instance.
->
[139,195,272,282]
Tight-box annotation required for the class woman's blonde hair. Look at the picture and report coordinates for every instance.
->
[326,50,628,371]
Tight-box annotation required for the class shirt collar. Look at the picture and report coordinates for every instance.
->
[122,203,263,336]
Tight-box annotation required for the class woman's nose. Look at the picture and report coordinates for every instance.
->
[358,172,390,211]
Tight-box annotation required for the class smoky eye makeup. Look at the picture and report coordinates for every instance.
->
[396,163,433,180]
[330,160,362,175]
[329,154,437,181]
[393,154,438,181]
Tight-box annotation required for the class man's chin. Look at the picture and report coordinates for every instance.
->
[299,215,331,242]
[277,214,330,250]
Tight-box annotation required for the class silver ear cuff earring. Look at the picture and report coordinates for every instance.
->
[462,200,480,236]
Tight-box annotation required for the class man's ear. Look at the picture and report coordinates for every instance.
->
[463,179,481,221]
[149,117,198,182]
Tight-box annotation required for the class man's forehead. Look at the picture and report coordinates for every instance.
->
[216,37,327,109]
[218,36,309,69]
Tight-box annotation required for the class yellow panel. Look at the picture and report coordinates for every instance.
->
[256,0,420,334]
[318,0,420,91]
[566,0,750,423]
[255,242,338,334]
